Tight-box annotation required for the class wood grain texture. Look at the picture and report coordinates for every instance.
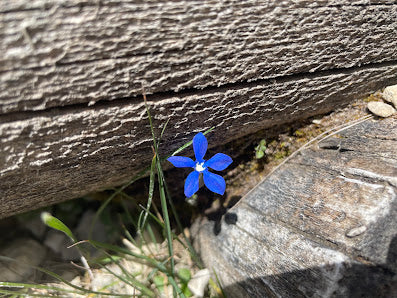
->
[1,63,397,219]
[192,117,397,297]
[1,0,397,218]
[1,0,397,112]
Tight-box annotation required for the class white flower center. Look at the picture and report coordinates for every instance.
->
[195,162,206,172]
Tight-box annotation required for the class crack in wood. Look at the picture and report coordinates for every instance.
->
[2,0,397,114]
[2,60,397,120]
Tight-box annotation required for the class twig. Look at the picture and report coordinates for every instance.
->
[66,240,95,290]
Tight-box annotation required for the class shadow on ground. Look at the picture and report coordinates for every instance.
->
[222,235,397,298]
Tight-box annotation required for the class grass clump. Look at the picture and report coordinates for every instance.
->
[0,96,222,297]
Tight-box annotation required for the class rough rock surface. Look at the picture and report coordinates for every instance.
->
[0,238,47,282]
[192,117,397,297]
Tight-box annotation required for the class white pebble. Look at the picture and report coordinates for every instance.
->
[367,101,396,118]
[382,85,397,108]
[346,225,367,238]
[188,268,211,298]
[312,119,322,125]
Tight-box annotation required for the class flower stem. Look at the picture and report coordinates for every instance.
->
[142,87,180,297]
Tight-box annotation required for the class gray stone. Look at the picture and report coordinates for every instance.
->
[44,230,80,261]
[367,101,396,117]
[24,216,47,239]
[0,238,46,282]
[192,117,397,297]
[75,210,109,243]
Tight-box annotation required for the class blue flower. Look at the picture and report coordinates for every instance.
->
[167,132,233,198]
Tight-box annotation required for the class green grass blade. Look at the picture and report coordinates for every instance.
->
[168,127,214,157]
[94,253,155,297]
[0,258,127,297]
[0,281,84,296]
[159,118,170,141]
[94,255,123,265]
[89,239,185,279]
[88,240,158,268]
[137,210,145,237]
[161,171,202,267]
[120,199,139,230]
[139,204,190,251]
[155,147,202,266]
[37,266,118,296]
[155,157,175,273]
[146,223,159,251]
[40,212,77,242]
[212,269,227,298]
[120,221,139,248]
[89,165,150,239]
[140,155,157,230]
[0,289,63,297]
[142,93,158,151]
[167,276,186,298]
[142,93,175,278]
[124,229,139,249]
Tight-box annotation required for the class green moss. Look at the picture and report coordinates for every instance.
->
[294,130,305,137]
[274,150,290,160]
[363,93,382,102]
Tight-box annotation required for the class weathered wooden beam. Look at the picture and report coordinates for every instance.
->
[1,1,396,112]
[1,0,397,218]
[192,117,397,297]
[1,63,397,219]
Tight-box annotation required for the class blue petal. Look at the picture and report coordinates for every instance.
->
[184,171,200,198]
[203,170,226,195]
[193,132,208,163]
[167,156,195,168]
[205,153,232,171]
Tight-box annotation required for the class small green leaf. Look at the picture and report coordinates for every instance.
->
[153,275,165,293]
[259,139,267,148]
[255,150,265,159]
[41,212,77,242]
[181,283,193,297]
[96,255,122,265]
[177,268,191,283]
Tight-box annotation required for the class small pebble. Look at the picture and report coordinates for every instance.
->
[224,212,238,225]
[345,225,367,238]
[312,119,322,125]
[188,268,210,298]
[382,85,397,108]
[367,101,396,117]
